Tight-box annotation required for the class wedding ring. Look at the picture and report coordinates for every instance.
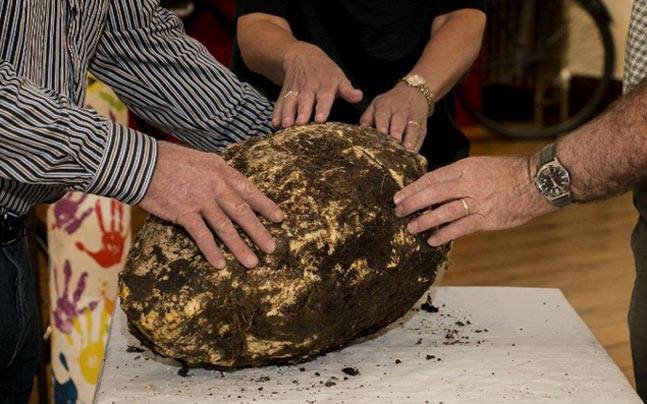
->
[460,199,470,217]
[407,120,422,128]
[283,90,299,99]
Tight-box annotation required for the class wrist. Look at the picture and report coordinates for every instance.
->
[282,41,318,71]
[524,151,560,216]
[400,74,436,116]
[395,81,429,111]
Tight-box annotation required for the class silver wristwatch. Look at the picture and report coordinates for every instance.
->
[534,143,572,207]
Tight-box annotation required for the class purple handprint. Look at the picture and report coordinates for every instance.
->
[52,193,93,235]
[52,260,98,334]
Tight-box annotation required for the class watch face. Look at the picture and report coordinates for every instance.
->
[536,163,571,198]
[407,75,425,86]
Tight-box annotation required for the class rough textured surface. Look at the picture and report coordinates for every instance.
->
[119,122,449,369]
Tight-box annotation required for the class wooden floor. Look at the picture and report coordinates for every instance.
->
[446,132,638,386]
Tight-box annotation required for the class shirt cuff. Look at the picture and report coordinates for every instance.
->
[85,123,159,205]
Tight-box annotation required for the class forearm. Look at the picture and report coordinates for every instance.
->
[0,61,157,204]
[92,2,273,153]
[237,14,299,84]
[543,78,647,202]
[408,9,486,99]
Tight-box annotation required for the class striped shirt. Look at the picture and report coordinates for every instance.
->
[0,0,274,217]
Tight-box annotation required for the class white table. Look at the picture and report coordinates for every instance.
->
[95,287,642,404]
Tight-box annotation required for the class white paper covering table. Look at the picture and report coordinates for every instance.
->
[94,287,642,404]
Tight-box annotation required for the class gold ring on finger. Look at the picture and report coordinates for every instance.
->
[283,90,299,99]
[460,199,470,217]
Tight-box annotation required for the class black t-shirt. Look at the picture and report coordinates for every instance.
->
[232,0,485,169]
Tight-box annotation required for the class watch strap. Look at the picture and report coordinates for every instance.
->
[539,143,556,167]
[552,194,572,208]
[401,75,436,117]
[536,142,572,207]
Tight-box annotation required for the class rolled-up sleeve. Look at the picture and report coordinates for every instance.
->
[90,0,274,153]
[0,61,158,205]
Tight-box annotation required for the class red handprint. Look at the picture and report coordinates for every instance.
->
[75,200,129,268]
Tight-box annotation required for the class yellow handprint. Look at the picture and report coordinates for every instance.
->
[74,282,115,385]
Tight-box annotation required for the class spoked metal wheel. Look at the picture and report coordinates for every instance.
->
[458,0,615,138]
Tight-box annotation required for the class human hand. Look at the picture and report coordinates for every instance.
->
[393,156,556,246]
[274,42,363,128]
[359,82,428,151]
[139,141,284,269]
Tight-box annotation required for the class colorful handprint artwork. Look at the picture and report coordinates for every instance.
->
[75,200,128,269]
[54,353,79,404]
[50,78,131,404]
[70,282,114,385]
[52,260,98,336]
[52,193,93,235]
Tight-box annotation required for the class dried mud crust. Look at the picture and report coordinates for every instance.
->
[120,122,449,369]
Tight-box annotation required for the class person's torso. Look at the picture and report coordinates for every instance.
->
[626,0,647,221]
[231,0,469,167]
[233,0,434,115]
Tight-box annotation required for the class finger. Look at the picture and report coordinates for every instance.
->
[314,87,336,123]
[402,121,421,151]
[395,180,462,218]
[427,214,482,247]
[338,79,363,103]
[407,199,470,234]
[217,193,276,256]
[393,164,462,205]
[272,95,284,128]
[375,108,390,135]
[359,103,375,128]
[281,90,299,128]
[414,123,427,152]
[296,89,316,125]
[202,203,259,268]
[177,213,226,269]
[389,112,408,143]
[224,166,284,223]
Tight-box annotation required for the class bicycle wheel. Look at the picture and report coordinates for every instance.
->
[457,0,615,139]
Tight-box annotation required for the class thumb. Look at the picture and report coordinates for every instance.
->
[338,79,363,103]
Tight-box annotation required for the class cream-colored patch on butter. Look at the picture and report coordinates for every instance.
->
[245,335,291,356]
[218,324,230,336]
[387,168,405,188]
[386,258,399,269]
[140,310,159,331]
[164,310,180,323]
[347,258,371,285]
[392,227,410,246]
[184,296,203,317]
[344,145,406,188]
[207,351,224,364]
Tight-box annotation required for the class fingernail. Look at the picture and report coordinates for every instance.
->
[215,259,226,269]
[407,222,418,234]
[247,254,259,268]
[266,240,276,253]
[283,118,292,127]
[427,238,439,247]
[274,211,284,222]
[315,113,324,122]
[393,193,403,204]
[404,142,414,149]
